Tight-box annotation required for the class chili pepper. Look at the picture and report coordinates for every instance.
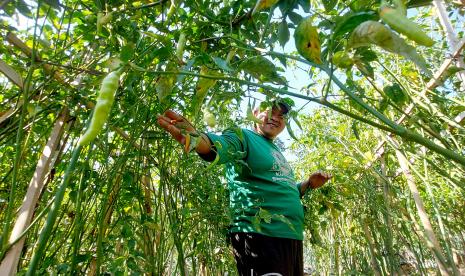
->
[97,12,113,34]
[176,32,187,62]
[380,2,434,47]
[203,110,216,127]
[191,66,220,116]
[348,20,431,75]
[78,69,122,146]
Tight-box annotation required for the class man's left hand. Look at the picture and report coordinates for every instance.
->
[301,171,332,195]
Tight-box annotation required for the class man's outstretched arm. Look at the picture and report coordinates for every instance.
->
[157,110,213,156]
[157,110,247,164]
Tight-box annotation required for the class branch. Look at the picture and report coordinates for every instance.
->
[365,37,465,169]
[145,69,394,132]
[224,40,465,166]
[40,60,102,76]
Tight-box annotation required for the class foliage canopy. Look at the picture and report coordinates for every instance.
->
[0,0,464,274]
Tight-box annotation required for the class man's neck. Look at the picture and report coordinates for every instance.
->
[253,128,275,141]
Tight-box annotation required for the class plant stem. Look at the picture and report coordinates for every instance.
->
[70,151,91,274]
[26,145,82,275]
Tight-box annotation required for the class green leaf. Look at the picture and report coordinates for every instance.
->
[258,208,272,223]
[333,11,378,39]
[120,44,135,62]
[212,56,233,72]
[16,0,33,18]
[298,0,311,12]
[286,121,299,141]
[322,0,338,11]
[348,21,432,75]
[95,0,104,10]
[319,205,328,215]
[354,47,378,62]
[252,215,261,232]
[273,214,295,231]
[56,263,70,273]
[278,0,294,15]
[177,57,197,83]
[384,83,408,105]
[239,56,287,85]
[354,59,374,78]
[288,11,303,25]
[407,0,433,8]
[351,121,360,140]
[349,0,374,11]
[152,46,173,63]
[292,114,303,130]
[43,0,60,9]
[378,98,389,112]
[333,202,345,212]
[75,254,91,264]
[228,126,244,141]
[276,55,287,68]
[235,159,252,174]
[278,20,290,47]
[246,103,262,124]
[3,1,15,16]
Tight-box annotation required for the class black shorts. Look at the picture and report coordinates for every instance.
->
[229,232,303,276]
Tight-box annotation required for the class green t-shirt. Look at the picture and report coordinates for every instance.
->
[203,128,305,240]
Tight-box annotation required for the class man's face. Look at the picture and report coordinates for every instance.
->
[254,106,287,139]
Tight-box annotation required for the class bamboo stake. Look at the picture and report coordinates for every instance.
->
[0,59,23,89]
[0,105,19,127]
[379,156,397,274]
[365,37,465,169]
[390,137,451,275]
[26,144,83,275]
[5,32,65,84]
[0,32,66,127]
[432,0,465,89]
[418,146,461,275]
[361,221,382,276]
[0,54,36,257]
[0,108,69,276]
[95,170,123,274]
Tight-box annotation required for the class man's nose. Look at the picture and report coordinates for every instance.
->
[271,115,282,121]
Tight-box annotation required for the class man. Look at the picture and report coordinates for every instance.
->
[157,101,331,276]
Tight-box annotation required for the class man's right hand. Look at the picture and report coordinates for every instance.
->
[157,110,195,145]
[157,110,213,155]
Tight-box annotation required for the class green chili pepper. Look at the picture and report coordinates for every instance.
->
[380,1,434,47]
[78,70,122,146]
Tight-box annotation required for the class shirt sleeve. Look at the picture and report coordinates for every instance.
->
[297,181,311,198]
[198,129,248,164]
